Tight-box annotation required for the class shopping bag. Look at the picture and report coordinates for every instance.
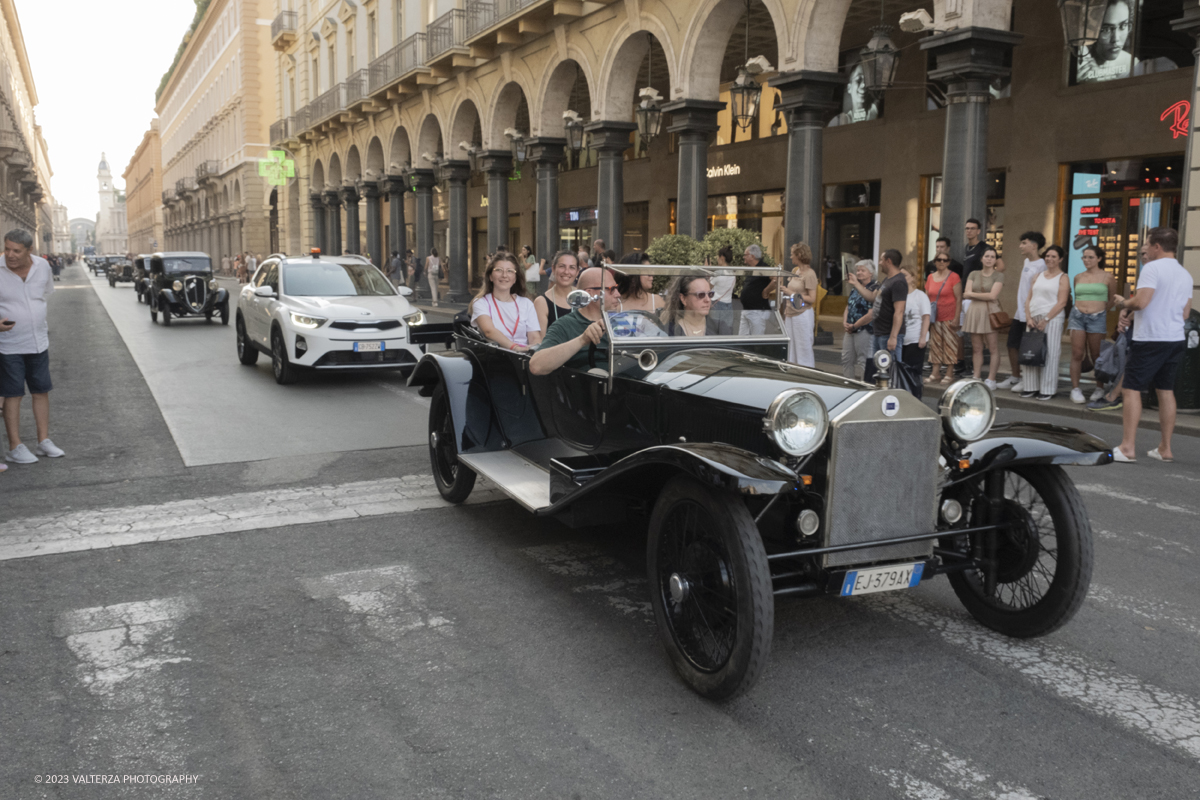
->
[1018,328,1047,367]
[889,358,923,399]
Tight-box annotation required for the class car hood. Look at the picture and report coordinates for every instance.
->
[642,348,870,414]
[286,294,412,318]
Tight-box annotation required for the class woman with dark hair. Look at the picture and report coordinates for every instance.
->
[1068,245,1118,403]
[470,252,542,351]
[534,250,581,333]
[961,245,1004,388]
[1021,244,1070,400]
[709,245,737,335]
[661,274,713,337]
[617,252,663,314]
[521,244,539,296]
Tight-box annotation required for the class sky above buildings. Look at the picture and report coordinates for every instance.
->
[15,0,197,221]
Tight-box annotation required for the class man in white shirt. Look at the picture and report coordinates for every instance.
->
[0,229,65,464]
[1112,227,1193,463]
[997,232,1047,391]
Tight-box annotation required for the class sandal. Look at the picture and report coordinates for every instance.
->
[939,376,953,385]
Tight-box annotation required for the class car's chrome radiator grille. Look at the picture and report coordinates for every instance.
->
[823,415,940,568]
[183,277,207,311]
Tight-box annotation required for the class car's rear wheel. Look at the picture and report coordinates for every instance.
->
[940,465,1092,638]
[428,385,475,503]
[236,316,258,365]
[271,329,297,385]
[648,475,773,701]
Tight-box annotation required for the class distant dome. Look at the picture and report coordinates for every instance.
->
[98,152,109,172]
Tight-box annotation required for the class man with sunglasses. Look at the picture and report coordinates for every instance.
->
[924,237,962,281]
[530,267,621,375]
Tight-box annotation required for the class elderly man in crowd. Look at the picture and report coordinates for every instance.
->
[0,228,65,465]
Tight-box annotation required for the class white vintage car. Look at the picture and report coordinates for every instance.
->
[235,252,429,384]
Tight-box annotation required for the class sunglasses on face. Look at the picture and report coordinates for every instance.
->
[934,258,949,263]
[584,285,621,295]
[685,291,715,299]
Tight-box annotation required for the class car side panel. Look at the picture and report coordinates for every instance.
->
[408,351,506,454]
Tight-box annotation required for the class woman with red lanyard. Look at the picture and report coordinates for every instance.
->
[470,252,544,351]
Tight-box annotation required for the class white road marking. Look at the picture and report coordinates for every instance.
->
[1088,584,1200,639]
[0,475,504,562]
[872,736,1043,800]
[521,542,652,619]
[1095,528,1194,556]
[876,594,1200,761]
[374,379,431,408]
[1075,484,1196,516]
[303,565,452,638]
[55,597,196,781]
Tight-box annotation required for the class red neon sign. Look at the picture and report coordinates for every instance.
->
[1094,217,1117,224]
[1079,205,1101,214]
[1077,228,1099,236]
[1161,100,1190,138]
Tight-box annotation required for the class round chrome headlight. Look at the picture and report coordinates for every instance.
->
[939,379,996,443]
[172,280,183,292]
[763,389,829,457]
[208,279,218,290]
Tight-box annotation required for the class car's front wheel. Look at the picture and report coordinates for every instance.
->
[940,465,1093,638]
[161,302,172,326]
[648,475,774,701]
[428,385,475,503]
[236,316,258,365]
[271,328,297,385]
[220,302,229,325]
[149,295,158,323]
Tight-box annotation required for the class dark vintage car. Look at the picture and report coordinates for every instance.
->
[132,254,152,303]
[146,251,229,326]
[407,264,1112,700]
[107,257,134,287]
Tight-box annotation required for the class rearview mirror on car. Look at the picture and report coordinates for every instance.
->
[254,285,276,298]
[398,286,413,297]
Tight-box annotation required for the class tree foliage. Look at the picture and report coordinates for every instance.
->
[697,227,775,268]
[156,0,213,103]
[645,234,702,266]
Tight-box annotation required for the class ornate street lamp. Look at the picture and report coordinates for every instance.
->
[860,26,900,93]
[458,141,479,172]
[505,127,527,162]
[635,33,664,143]
[1058,0,1107,48]
[563,110,585,152]
[730,69,761,132]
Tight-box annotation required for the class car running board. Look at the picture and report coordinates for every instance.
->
[457,451,551,512]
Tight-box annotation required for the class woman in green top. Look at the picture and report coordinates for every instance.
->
[1067,245,1118,404]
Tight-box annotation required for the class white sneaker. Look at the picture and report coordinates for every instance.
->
[996,376,1019,390]
[1010,380,1025,393]
[1070,388,1086,404]
[35,438,65,458]
[1090,388,1106,402]
[6,443,38,464]
[984,379,997,391]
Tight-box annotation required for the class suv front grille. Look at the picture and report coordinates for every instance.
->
[313,349,417,366]
[330,320,401,331]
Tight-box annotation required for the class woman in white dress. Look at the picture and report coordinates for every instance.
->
[470,252,543,351]
[1020,245,1070,400]
[425,248,441,307]
[763,242,818,367]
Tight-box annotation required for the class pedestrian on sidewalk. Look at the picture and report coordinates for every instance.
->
[0,229,65,465]
[998,232,1047,391]
[1089,242,1148,412]
[710,246,737,336]
[522,245,540,296]
[425,248,441,307]
[1068,245,1118,403]
[387,250,404,285]
[842,259,878,380]
[864,249,907,383]
[221,253,231,276]
[924,252,961,385]
[954,219,988,376]
[737,244,774,336]
[1020,245,1070,400]
[1112,227,1193,463]
[961,245,1005,389]
[764,242,818,367]
[924,236,962,281]
[900,265,931,391]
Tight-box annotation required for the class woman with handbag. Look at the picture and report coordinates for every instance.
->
[1068,245,1118,403]
[763,242,818,367]
[960,245,1004,389]
[923,253,962,385]
[1021,245,1071,400]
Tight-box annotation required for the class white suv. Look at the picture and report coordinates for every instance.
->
[236,253,428,384]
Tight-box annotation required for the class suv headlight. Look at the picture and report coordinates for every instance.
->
[763,389,829,457]
[403,310,426,326]
[172,280,183,292]
[939,379,996,443]
[289,312,327,329]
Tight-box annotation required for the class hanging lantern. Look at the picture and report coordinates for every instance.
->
[635,89,663,143]
[860,25,900,93]
[1058,0,1108,48]
[505,128,527,163]
[563,110,585,152]
[730,68,761,131]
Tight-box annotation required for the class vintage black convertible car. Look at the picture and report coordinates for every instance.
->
[107,257,134,287]
[146,251,229,326]
[408,265,1111,699]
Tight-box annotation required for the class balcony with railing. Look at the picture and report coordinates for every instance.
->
[345,69,376,111]
[426,8,469,64]
[0,128,24,156]
[271,10,298,50]
[368,33,427,95]
[464,0,612,55]
[162,188,177,206]
[196,159,220,183]
[309,83,349,127]
[270,118,288,145]
[176,177,198,195]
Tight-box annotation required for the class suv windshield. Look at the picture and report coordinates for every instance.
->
[282,262,396,297]
[163,257,212,273]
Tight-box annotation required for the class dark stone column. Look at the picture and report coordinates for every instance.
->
[409,168,436,266]
[770,70,844,256]
[322,189,341,255]
[480,150,513,255]
[663,100,724,240]
[386,174,407,260]
[1172,5,1200,255]
[584,121,636,253]
[363,181,381,265]
[526,138,566,268]
[340,185,361,254]
[922,28,1021,264]
[443,159,471,302]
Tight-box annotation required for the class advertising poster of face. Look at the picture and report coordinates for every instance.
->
[1074,0,1136,84]
[827,50,882,128]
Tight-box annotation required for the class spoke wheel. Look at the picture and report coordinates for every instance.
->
[236,316,258,365]
[428,385,475,503]
[648,475,773,700]
[271,329,297,385]
[941,465,1092,638]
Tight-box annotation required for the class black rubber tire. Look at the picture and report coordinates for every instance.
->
[150,296,158,323]
[236,316,258,365]
[943,465,1093,638]
[161,302,172,327]
[647,475,774,700]
[271,329,297,385]
[428,385,476,503]
[220,302,229,326]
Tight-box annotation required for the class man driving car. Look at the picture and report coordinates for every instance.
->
[530,267,621,374]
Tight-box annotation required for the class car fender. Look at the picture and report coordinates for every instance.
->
[957,422,1112,477]
[407,351,505,454]
[160,289,178,304]
[214,288,229,304]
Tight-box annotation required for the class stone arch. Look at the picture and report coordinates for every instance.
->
[311,160,325,193]
[416,114,444,165]
[233,179,242,208]
[388,126,412,171]
[365,136,385,178]
[222,185,230,211]
[344,144,362,182]
[595,27,677,121]
[679,0,789,100]
[486,81,531,151]
[791,0,852,72]
[448,98,482,157]
[327,152,342,186]
[536,56,595,138]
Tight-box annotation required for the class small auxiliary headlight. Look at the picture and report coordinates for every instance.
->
[763,389,829,457]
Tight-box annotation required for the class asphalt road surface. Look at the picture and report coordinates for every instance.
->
[1,264,1198,799]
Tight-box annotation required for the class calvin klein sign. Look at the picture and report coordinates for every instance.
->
[707,164,741,179]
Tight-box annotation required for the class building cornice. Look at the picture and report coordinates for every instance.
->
[0,0,38,105]
[156,0,232,114]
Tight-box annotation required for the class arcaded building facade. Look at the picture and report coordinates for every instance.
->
[158,0,276,264]
[124,121,165,255]
[0,0,53,249]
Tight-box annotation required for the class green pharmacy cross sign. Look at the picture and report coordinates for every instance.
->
[258,150,295,186]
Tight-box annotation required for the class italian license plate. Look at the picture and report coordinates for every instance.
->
[353,341,384,353]
[840,562,924,597]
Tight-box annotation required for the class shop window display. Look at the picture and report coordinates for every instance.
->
[822,181,880,297]
[1066,0,1194,85]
